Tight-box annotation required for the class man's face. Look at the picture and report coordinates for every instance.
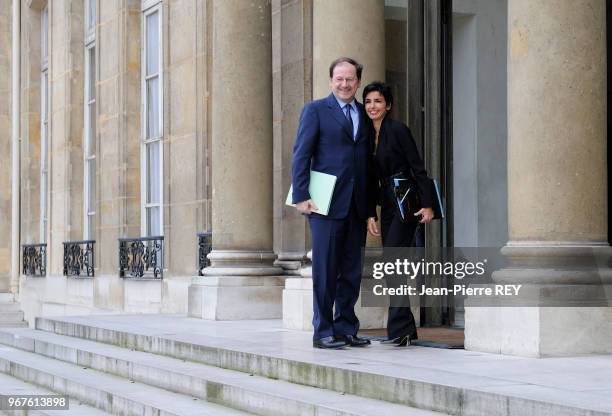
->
[329,62,361,103]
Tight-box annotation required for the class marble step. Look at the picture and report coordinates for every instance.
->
[0,372,111,416]
[0,327,447,416]
[34,316,612,416]
[0,344,254,416]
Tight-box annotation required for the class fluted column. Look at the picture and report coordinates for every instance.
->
[282,0,387,330]
[465,0,611,356]
[188,0,284,320]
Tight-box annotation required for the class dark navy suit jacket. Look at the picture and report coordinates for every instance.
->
[291,94,370,220]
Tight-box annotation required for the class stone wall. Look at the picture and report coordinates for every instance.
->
[48,0,85,275]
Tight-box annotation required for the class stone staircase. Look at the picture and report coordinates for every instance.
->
[0,317,450,416]
[0,293,27,328]
[0,372,111,415]
[0,315,609,416]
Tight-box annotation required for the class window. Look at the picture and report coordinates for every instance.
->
[40,5,49,243]
[141,2,163,237]
[84,0,96,239]
[86,0,96,35]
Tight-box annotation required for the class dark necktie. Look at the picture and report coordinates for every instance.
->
[344,104,354,140]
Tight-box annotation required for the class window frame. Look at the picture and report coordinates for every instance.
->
[40,5,49,243]
[83,0,97,240]
[140,1,164,237]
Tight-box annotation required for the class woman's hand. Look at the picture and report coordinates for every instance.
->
[367,217,380,236]
[415,207,434,224]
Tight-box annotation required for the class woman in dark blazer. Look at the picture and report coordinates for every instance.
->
[364,81,434,346]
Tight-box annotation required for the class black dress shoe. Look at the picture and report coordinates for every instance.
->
[337,334,371,347]
[313,336,348,349]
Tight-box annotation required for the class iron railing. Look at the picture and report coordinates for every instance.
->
[118,236,164,279]
[63,240,95,277]
[22,243,47,277]
[197,232,212,275]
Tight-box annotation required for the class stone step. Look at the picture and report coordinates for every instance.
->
[0,294,14,303]
[0,327,446,416]
[0,312,24,324]
[0,303,20,313]
[0,345,254,416]
[34,316,612,416]
[0,322,28,329]
[0,372,111,416]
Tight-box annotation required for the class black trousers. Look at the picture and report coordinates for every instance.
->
[380,197,419,341]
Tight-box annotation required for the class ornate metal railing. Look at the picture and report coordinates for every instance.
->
[118,236,164,279]
[197,232,212,275]
[22,243,47,277]
[63,240,95,277]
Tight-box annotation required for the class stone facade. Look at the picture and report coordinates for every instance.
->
[16,0,210,316]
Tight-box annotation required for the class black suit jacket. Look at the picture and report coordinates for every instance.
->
[368,116,434,216]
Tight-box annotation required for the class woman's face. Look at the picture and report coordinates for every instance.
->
[364,91,389,123]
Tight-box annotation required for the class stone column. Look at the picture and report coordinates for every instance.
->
[465,0,612,356]
[282,0,388,330]
[272,0,312,328]
[0,4,12,293]
[188,0,284,320]
[272,0,312,277]
[312,0,385,98]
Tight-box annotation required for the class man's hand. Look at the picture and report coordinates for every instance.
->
[367,217,380,236]
[415,207,434,224]
[296,199,318,215]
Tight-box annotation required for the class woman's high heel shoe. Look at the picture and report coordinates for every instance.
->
[381,335,403,345]
[395,335,411,347]
[381,334,414,346]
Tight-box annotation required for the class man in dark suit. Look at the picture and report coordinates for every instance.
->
[291,57,371,349]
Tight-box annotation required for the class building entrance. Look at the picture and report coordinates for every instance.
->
[384,0,509,327]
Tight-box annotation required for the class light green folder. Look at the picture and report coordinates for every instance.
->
[286,170,337,216]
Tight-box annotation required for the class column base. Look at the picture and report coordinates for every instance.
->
[189,250,285,320]
[281,277,389,331]
[188,275,285,320]
[465,243,612,356]
[465,305,612,357]
[274,252,305,276]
